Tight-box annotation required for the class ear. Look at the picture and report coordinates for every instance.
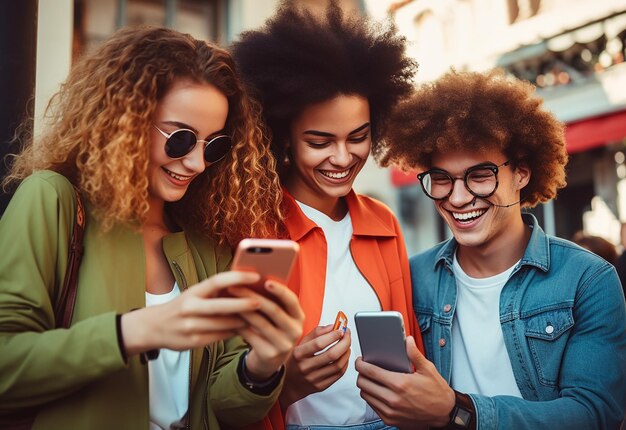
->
[515,161,531,190]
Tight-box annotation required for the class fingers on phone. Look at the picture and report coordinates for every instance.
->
[295,327,350,360]
[180,295,260,316]
[264,280,305,319]
[192,271,261,296]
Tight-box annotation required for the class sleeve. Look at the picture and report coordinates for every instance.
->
[470,264,626,430]
[0,174,125,412]
[208,336,283,427]
[391,214,425,353]
[196,238,281,426]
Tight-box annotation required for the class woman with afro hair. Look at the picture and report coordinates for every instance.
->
[231,2,423,428]
[354,69,626,429]
[0,26,305,429]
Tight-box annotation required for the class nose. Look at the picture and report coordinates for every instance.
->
[329,142,351,167]
[447,177,474,207]
[181,141,206,174]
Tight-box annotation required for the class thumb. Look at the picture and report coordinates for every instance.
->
[406,335,428,372]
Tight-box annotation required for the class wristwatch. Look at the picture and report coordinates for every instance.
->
[446,390,475,430]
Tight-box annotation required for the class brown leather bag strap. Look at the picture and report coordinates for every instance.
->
[53,187,86,328]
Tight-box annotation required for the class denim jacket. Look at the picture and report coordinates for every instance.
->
[410,214,626,430]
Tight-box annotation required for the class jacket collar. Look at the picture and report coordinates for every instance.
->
[162,231,200,289]
[282,188,396,241]
[434,213,550,273]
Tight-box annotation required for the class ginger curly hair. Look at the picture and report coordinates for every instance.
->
[230,1,417,175]
[381,69,568,208]
[4,26,283,246]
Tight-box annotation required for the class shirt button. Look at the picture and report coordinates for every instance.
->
[443,304,452,313]
[439,338,446,347]
[545,325,554,334]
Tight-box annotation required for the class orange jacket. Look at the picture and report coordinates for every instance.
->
[243,189,423,430]
[282,189,423,344]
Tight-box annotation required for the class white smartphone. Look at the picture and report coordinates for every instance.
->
[231,238,300,297]
[355,310,412,373]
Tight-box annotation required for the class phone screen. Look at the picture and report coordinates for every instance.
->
[355,311,412,373]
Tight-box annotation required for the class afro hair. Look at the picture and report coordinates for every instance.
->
[381,69,568,208]
[230,1,417,173]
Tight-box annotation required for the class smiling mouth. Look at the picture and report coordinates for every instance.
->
[452,209,487,223]
[163,167,193,182]
[318,167,352,180]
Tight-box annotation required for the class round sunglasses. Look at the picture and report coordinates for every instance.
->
[153,124,232,164]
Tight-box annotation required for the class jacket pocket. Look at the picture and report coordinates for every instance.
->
[416,311,434,360]
[522,306,574,387]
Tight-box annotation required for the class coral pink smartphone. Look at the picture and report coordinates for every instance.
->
[230,238,300,298]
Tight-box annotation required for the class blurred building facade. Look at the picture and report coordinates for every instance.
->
[364,0,626,254]
[0,0,365,214]
[4,0,624,256]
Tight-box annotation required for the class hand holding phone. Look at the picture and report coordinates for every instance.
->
[230,238,299,298]
[355,311,412,373]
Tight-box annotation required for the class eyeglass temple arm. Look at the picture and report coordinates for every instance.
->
[153,124,170,139]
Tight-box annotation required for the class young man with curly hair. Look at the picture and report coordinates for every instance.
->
[231,2,422,428]
[355,69,626,430]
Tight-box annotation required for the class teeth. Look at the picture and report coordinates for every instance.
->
[453,210,486,221]
[320,169,350,179]
[164,169,191,181]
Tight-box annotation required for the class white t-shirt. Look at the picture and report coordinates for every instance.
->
[285,201,381,426]
[450,254,523,398]
[145,283,190,430]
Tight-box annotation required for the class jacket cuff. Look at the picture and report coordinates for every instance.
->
[237,350,284,396]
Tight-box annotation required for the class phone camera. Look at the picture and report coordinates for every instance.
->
[248,247,272,254]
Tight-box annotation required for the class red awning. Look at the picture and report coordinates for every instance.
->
[391,109,626,187]
[391,169,419,187]
[565,110,626,153]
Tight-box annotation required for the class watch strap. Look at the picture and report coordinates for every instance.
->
[446,390,476,430]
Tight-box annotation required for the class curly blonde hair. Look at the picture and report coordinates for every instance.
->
[381,69,568,208]
[4,26,283,246]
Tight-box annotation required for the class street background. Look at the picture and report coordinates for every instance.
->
[2,0,626,255]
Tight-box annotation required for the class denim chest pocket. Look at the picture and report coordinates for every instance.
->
[416,312,434,361]
[523,306,574,387]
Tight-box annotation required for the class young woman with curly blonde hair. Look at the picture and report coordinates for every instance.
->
[0,26,304,430]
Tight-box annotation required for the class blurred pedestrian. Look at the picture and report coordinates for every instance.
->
[571,230,618,264]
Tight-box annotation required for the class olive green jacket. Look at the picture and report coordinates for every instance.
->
[0,171,281,429]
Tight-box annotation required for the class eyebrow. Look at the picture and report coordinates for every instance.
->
[303,122,370,138]
[430,161,498,173]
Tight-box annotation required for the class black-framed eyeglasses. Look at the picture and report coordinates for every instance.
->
[153,124,232,164]
[417,160,511,200]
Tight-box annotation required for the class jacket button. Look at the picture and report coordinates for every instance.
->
[439,338,446,347]
[545,325,554,334]
[443,304,452,312]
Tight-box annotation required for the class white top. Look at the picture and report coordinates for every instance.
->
[285,201,381,426]
[146,283,190,430]
[450,254,523,398]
